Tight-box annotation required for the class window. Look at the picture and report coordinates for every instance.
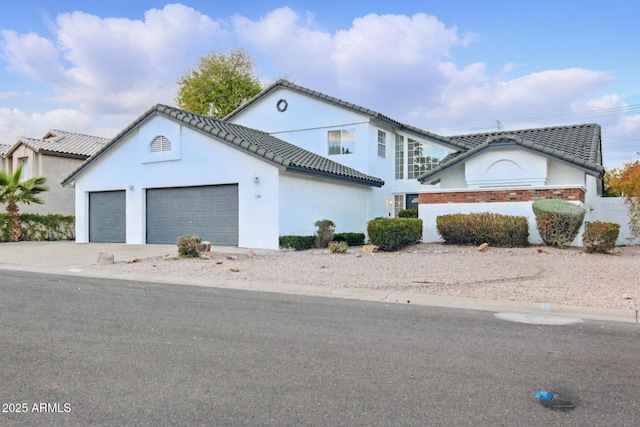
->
[408,139,445,179]
[395,135,404,179]
[394,195,404,217]
[377,130,386,158]
[19,158,28,180]
[328,129,356,155]
[150,135,172,153]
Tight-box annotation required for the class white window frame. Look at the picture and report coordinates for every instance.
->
[377,130,386,158]
[395,135,404,179]
[328,129,356,155]
[408,139,445,179]
[19,158,29,180]
[394,194,404,217]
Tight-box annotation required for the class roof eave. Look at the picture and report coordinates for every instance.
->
[285,165,384,187]
[62,106,158,187]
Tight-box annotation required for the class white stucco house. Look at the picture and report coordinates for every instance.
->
[226,80,608,245]
[1,130,108,215]
[61,104,383,249]
[63,79,622,249]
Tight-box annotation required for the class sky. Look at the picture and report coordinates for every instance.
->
[1,0,639,168]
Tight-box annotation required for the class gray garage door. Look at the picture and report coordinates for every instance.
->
[89,190,126,243]
[146,185,239,245]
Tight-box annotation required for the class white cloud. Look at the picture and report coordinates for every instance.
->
[0,107,90,140]
[425,67,614,124]
[1,5,634,167]
[1,4,224,115]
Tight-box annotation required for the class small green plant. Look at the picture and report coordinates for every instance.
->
[582,221,620,253]
[0,213,75,242]
[314,219,335,248]
[279,235,316,250]
[328,240,348,253]
[533,199,586,248]
[436,212,529,247]
[333,232,365,246]
[398,208,418,218]
[177,235,201,257]
[367,218,422,251]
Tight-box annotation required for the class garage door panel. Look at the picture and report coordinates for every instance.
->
[89,190,126,243]
[146,185,238,245]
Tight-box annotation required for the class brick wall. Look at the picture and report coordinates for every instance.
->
[418,187,585,204]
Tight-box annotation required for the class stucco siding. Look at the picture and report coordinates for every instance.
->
[230,88,373,175]
[73,116,281,249]
[465,149,547,188]
[278,172,371,237]
[547,160,585,187]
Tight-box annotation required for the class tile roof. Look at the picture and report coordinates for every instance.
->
[226,79,467,151]
[8,130,109,159]
[62,104,384,188]
[418,123,604,184]
[0,143,11,157]
[227,80,604,182]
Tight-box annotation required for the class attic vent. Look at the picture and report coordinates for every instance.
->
[150,135,171,152]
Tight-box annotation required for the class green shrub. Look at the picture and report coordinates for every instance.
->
[582,221,620,253]
[314,219,335,248]
[398,208,418,218]
[279,235,316,250]
[328,241,349,253]
[533,199,586,247]
[0,213,75,242]
[333,232,365,246]
[367,218,422,251]
[177,235,201,258]
[436,212,529,247]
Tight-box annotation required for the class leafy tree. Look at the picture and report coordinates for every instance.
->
[606,160,640,239]
[0,165,48,242]
[176,49,262,118]
[603,168,623,197]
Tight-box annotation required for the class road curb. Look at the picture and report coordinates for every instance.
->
[1,263,637,325]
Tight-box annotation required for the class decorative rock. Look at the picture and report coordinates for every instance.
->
[361,244,378,254]
[197,241,211,252]
[229,266,240,272]
[200,254,211,260]
[622,294,632,300]
[163,254,179,261]
[355,253,361,258]
[97,252,114,265]
[215,260,223,265]
[227,255,238,261]
[246,250,256,258]
[126,258,140,263]
[477,243,489,252]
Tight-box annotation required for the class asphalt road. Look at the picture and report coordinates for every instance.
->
[1,270,639,426]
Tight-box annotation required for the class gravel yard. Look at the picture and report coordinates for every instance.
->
[89,243,640,311]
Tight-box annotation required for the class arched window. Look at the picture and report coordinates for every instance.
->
[150,135,172,153]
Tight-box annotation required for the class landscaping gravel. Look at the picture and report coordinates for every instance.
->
[89,243,640,311]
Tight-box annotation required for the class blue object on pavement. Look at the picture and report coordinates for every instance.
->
[535,390,554,400]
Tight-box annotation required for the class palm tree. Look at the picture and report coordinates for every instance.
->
[0,165,48,242]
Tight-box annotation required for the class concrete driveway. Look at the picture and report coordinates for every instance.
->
[0,241,178,269]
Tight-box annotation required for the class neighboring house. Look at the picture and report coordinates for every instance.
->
[226,79,609,245]
[1,130,109,215]
[61,105,384,249]
[0,144,11,170]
